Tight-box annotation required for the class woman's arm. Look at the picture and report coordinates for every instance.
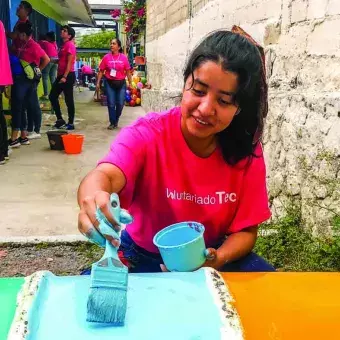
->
[77,163,126,208]
[96,70,104,88]
[205,226,258,269]
[59,53,74,83]
[39,54,50,71]
[77,163,127,243]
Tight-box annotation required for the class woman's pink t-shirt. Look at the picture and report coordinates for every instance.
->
[58,40,76,75]
[39,40,58,58]
[99,107,271,253]
[99,53,130,80]
[17,38,46,66]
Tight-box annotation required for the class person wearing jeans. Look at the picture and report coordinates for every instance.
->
[96,38,132,129]
[104,81,126,128]
[49,25,76,130]
[0,20,13,164]
[9,22,49,148]
[39,31,58,100]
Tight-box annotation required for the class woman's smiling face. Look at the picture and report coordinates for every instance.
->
[180,61,240,141]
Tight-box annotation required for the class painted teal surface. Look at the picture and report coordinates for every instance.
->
[154,222,207,272]
[0,278,25,340]
[27,270,223,340]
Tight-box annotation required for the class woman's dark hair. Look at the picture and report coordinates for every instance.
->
[38,33,46,41]
[46,31,56,42]
[20,1,33,15]
[16,22,33,37]
[112,38,123,53]
[183,30,265,165]
[61,25,75,40]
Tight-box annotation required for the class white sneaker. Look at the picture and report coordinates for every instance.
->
[27,132,42,140]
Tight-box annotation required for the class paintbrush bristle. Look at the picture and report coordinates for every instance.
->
[87,259,128,324]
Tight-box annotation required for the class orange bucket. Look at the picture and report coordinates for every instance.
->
[61,134,84,154]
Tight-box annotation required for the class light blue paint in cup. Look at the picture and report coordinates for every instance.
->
[153,222,207,272]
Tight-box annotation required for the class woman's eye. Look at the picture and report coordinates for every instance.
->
[219,98,233,106]
[192,88,205,96]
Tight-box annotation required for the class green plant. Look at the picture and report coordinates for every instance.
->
[110,0,146,45]
[77,30,116,49]
[255,204,340,271]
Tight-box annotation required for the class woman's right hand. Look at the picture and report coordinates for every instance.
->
[96,83,100,91]
[78,191,121,248]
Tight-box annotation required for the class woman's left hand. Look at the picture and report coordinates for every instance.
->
[160,247,223,272]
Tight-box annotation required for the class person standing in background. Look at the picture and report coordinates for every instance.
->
[9,22,49,147]
[49,25,77,130]
[96,39,132,130]
[6,1,32,54]
[38,31,58,101]
[0,20,13,164]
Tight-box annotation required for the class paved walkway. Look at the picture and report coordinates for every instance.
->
[0,89,145,240]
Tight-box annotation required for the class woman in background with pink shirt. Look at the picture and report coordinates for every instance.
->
[49,25,76,130]
[96,38,132,130]
[78,29,275,273]
[38,31,58,100]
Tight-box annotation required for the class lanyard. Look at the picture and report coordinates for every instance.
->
[110,53,121,66]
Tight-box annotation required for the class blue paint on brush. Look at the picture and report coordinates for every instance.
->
[86,194,133,325]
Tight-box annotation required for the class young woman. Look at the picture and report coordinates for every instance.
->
[38,31,58,102]
[78,28,274,273]
[96,38,132,130]
[9,22,49,148]
[49,25,76,130]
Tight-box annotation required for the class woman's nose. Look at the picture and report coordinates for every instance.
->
[198,94,215,116]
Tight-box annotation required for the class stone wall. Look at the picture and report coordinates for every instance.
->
[143,0,340,231]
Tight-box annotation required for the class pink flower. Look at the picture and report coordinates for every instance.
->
[110,9,121,18]
[137,8,145,17]
[124,8,130,14]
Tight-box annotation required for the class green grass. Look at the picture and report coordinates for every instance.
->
[255,205,340,271]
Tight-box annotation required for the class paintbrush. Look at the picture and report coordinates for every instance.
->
[86,193,133,325]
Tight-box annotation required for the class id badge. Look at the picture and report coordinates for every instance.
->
[110,69,117,77]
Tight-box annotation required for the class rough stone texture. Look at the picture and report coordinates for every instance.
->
[144,0,340,231]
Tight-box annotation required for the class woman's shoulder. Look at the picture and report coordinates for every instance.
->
[123,106,181,140]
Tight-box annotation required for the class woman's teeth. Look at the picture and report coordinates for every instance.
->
[194,117,209,125]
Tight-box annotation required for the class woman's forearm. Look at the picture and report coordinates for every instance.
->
[77,169,112,209]
[63,54,74,78]
[77,164,126,209]
[216,227,258,265]
[96,70,103,86]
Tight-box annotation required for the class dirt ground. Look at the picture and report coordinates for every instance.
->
[0,242,103,277]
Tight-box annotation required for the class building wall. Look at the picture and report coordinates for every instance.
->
[143,0,340,231]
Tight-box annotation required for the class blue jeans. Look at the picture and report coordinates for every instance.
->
[42,62,57,96]
[11,76,41,133]
[104,80,126,125]
[81,230,275,274]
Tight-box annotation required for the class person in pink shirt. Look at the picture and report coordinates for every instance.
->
[96,38,132,129]
[49,25,77,130]
[38,32,58,100]
[9,22,49,148]
[77,29,275,273]
[0,20,13,164]
[6,1,32,54]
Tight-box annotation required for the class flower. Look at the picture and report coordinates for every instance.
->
[137,8,145,18]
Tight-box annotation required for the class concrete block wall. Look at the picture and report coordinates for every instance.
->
[143,0,340,230]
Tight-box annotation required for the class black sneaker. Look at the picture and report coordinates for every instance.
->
[19,137,30,145]
[54,119,66,129]
[0,154,5,165]
[8,139,20,148]
[107,124,115,130]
